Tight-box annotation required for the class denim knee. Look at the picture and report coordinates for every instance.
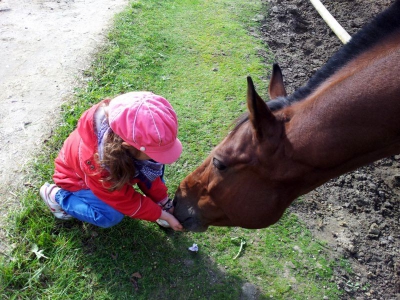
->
[97,213,124,228]
[56,189,124,228]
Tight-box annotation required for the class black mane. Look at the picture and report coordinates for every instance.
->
[267,0,400,112]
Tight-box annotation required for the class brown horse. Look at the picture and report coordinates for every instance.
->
[173,1,400,232]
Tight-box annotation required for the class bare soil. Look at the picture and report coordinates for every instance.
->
[260,0,399,299]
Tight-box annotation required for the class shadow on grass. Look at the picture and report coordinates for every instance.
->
[49,219,253,299]
[1,191,268,299]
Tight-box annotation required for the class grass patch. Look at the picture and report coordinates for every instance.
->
[1,0,345,298]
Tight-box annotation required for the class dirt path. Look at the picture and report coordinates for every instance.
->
[0,0,128,250]
[260,0,399,299]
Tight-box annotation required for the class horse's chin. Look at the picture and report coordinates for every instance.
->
[181,217,209,232]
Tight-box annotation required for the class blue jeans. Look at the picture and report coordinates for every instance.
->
[55,189,124,228]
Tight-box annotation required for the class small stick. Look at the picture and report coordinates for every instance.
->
[309,0,351,44]
[233,238,246,260]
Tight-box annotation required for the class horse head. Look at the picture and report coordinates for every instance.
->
[173,1,400,232]
[173,65,305,232]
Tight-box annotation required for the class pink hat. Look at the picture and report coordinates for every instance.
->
[108,92,182,164]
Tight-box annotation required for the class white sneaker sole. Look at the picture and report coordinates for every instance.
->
[40,183,72,220]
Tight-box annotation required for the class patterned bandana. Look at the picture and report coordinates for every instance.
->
[133,159,164,188]
[97,115,111,163]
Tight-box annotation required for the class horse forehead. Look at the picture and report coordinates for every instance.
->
[214,127,258,164]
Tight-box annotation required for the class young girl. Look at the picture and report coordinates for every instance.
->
[40,91,183,231]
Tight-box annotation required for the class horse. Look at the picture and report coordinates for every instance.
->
[173,0,400,232]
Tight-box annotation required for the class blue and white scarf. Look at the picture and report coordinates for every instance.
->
[133,159,164,188]
[97,116,111,163]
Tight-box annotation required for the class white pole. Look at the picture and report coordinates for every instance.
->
[309,0,351,44]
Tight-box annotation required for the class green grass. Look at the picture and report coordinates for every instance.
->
[0,0,349,298]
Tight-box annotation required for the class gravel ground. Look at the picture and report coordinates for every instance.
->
[0,0,128,256]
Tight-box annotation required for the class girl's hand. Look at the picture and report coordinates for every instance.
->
[160,210,183,231]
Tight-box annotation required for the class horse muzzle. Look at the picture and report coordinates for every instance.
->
[173,195,209,232]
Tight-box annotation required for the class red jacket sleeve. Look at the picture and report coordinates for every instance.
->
[84,174,163,222]
[137,177,168,203]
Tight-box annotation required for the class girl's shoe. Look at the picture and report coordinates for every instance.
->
[40,183,72,220]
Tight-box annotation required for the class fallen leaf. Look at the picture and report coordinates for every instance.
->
[131,272,142,279]
[31,244,48,259]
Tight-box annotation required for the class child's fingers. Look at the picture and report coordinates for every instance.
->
[170,220,183,231]
[160,210,183,231]
[173,225,183,231]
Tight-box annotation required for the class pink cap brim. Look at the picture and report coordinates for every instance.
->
[145,138,183,164]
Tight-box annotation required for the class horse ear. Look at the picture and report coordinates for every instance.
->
[268,63,287,99]
[247,76,277,140]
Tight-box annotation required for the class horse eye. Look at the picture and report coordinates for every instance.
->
[213,158,227,171]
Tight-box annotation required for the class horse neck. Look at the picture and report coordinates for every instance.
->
[281,39,400,195]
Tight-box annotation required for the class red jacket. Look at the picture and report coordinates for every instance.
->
[53,102,165,221]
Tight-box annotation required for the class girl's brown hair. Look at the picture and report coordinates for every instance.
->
[99,131,138,191]
[97,100,138,191]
